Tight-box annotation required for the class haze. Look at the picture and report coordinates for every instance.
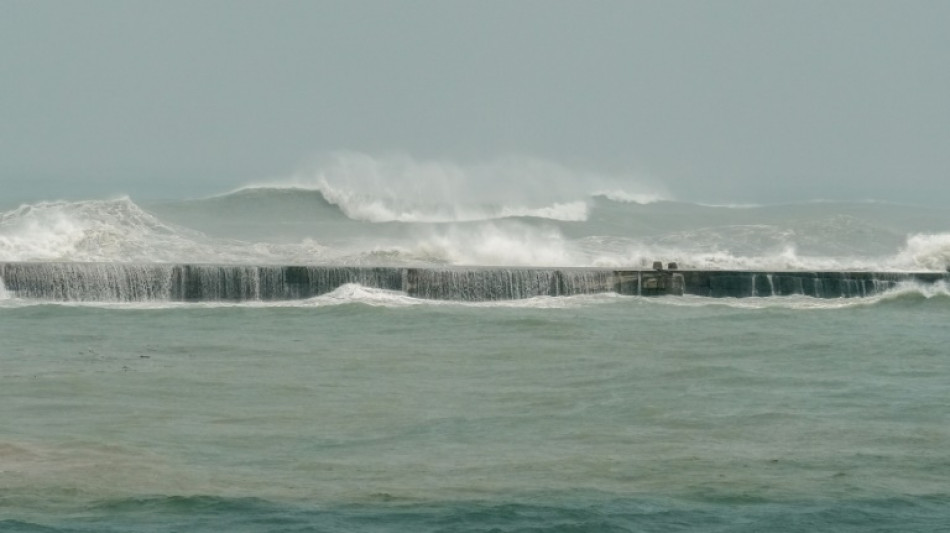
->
[2,0,948,205]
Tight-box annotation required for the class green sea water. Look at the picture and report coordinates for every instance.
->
[2,291,949,531]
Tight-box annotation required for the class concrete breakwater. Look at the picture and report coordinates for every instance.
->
[0,262,946,302]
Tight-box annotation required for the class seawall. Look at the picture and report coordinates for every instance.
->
[0,262,946,302]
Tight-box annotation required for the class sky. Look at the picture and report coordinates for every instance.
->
[2,0,949,204]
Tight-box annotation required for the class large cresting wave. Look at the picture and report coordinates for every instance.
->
[0,197,325,264]
[238,152,667,223]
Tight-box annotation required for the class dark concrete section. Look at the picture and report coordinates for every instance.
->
[0,262,946,302]
[674,271,948,298]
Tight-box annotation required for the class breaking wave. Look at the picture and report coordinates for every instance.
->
[0,197,202,262]
[0,182,948,272]
[895,233,950,271]
[238,152,666,223]
[0,197,326,264]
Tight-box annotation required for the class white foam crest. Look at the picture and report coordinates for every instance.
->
[313,180,589,223]
[0,197,204,262]
[876,279,950,301]
[294,284,622,309]
[0,197,330,264]
[241,152,666,223]
[645,294,870,310]
[300,283,421,307]
[398,222,581,266]
[581,238,880,271]
[892,233,950,271]
[577,228,950,272]
[0,283,624,310]
[593,189,668,204]
[0,276,9,300]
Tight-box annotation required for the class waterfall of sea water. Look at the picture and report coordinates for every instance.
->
[558,270,616,297]
[0,263,175,302]
[871,278,890,295]
[406,268,558,301]
[1,263,946,302]
[402,268,617,301]
[169,265,406,301]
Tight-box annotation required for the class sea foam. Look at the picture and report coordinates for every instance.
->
[239,152,665,223]
[2,187,948,272]
[894,233,950,271]
[0,197,204,262]
[0,198,328,264]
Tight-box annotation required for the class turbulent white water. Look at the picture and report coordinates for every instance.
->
[0,197,327,264]
[2,192,949,270]
[1,155,949,271]
[240,152,664,223]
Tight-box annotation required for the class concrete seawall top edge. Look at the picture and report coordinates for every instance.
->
[0,260,948,276]
[2,260,950,272]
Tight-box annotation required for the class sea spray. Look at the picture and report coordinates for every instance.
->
[3,191,950,271]
[895,233,950,271]
[240,152,664,223]
[0,197,206,262]
[405,222,579,266]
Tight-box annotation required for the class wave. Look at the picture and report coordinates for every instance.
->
[0,197,203,262]
[592,189,669,205]
[237,152,667,223]
[894,233,950,271]
[0,197,327,264]
[239,283,622,310]
[2,191,948,271]
[226,184,590,223]
[645,280,950,310]
[0,282,625,310]
[382,222,577,266]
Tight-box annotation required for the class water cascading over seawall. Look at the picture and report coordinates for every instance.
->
[0,262,946,302]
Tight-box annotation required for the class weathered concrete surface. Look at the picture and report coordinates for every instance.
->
[0,262,946,302]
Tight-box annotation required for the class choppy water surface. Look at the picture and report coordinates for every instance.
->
[2,292,950,531]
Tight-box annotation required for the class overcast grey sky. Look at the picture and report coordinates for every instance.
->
[2,0,949,204]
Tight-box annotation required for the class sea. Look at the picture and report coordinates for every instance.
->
[2,169,950,531]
